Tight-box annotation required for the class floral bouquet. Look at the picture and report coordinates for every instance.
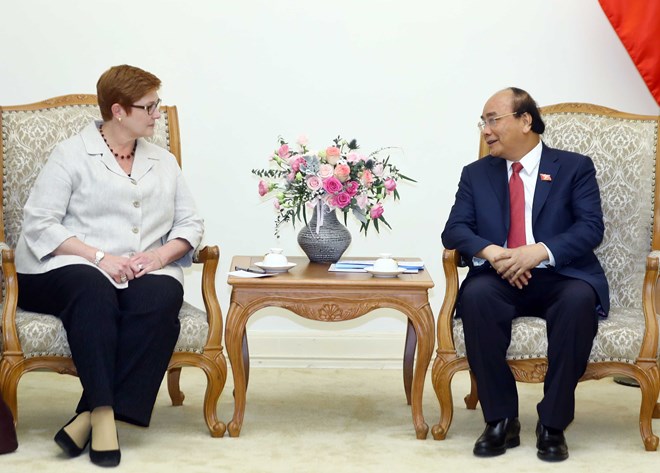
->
[253,135,415,237]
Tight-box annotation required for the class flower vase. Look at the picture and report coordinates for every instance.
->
[297,204,352,263]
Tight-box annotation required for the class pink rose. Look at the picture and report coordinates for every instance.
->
[318,164,334,179]
[346,152,362,164]
[306,175,323,191]
[332,192,352,209]
[323,176,343,194]
[289,156,306,172]
[344,180,359,196]
[372,163,384,177]
[326,146,341,165]
[370,203,384,219]
[384,178,397,192]
[296,135,309,148]
[361,169,374,187]
[278,144,291,159]
[273,200,280,210]
[258,180,269,197]
[356,193,368,209]
[334,163,351,182]
[287,171,296,182]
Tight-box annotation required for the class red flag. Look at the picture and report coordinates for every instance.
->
[599,0,660,105]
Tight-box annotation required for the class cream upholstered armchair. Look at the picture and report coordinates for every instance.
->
[0,95,227,437]
[432,103,660,450]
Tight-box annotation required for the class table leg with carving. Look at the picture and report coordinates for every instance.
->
[401,301,434,439]
[403,319,416,405]
[226,300,251,437]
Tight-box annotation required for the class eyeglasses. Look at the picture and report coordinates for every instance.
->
[130,98,161,115]
[477,111,518,131]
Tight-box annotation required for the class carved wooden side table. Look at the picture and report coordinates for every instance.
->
[225,256,435,439]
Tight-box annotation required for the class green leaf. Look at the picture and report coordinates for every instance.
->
[380,215,392,230]
[397,173,416,182]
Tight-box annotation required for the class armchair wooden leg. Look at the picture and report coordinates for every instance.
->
[201,357,227,438]
[636,374,659,451]
[167,367,185,406]
[403,319,416,405]
[654,402,660,419]
[431,356,469,440]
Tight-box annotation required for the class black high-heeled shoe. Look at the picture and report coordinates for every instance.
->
[54,415,90,457]
[89,430,121,467]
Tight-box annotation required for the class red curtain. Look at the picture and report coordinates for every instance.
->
[598,0,660,105]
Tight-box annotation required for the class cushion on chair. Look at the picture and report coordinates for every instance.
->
[452,308,660,363]
[175,301,210,354]
[0,301,208,358]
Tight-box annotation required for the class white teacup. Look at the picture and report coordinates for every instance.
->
[263,248,288,267]
[373,253,399,272]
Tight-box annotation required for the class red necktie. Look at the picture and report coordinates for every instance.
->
[507,162,526,248]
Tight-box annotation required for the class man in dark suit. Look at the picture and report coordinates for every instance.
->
[442,87,609,462]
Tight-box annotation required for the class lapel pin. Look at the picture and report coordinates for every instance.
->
[540,173,552,181]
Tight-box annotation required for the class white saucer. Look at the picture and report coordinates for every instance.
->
[254,261,297,273]
[364,266,407,278]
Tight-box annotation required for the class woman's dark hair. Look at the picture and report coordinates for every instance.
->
[509,87,545,134]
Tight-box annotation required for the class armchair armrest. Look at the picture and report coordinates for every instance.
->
[1,245,22,356]
[638,250,660,364]
[193,245,223,350]
[193,245,212,264]
[436,249,461,353]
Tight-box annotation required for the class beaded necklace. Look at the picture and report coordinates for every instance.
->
[100,125,137,160]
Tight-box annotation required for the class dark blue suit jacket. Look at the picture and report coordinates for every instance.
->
[442,143,610,315]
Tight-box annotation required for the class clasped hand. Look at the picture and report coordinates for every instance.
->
[484,244,548,289]
[98,251,162,284]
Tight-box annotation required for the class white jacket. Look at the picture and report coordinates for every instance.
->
[15,121,204,288]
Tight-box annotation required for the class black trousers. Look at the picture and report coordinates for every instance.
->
[458,268,598,430]
[18,265,182,427]
[0,396,18,454]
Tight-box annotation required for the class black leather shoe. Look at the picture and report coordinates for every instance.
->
[473,417,521,457]
[54,415,90,458]
[536,421,568,462]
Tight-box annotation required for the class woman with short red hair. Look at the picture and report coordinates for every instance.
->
[15,64,203,467]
